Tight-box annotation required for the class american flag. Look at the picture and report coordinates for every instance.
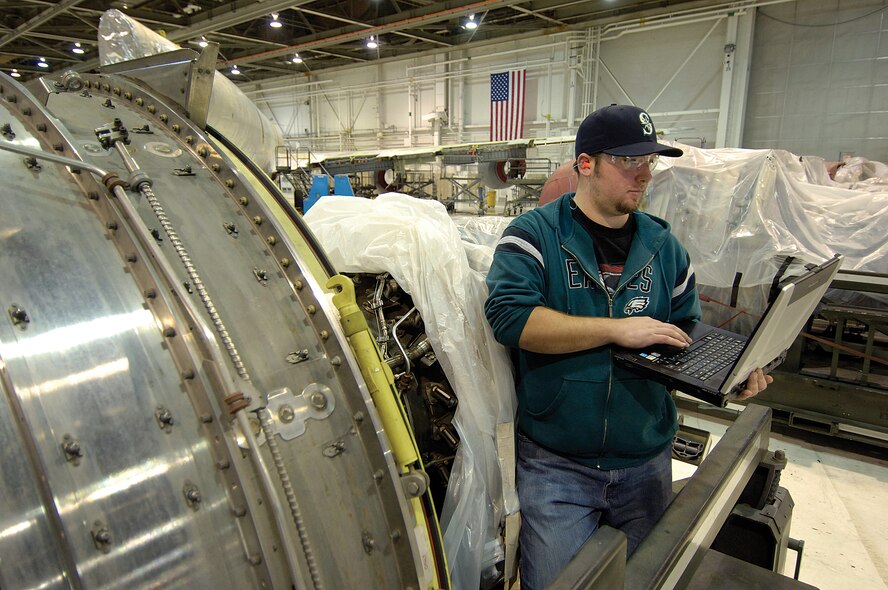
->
[490,69,526,141]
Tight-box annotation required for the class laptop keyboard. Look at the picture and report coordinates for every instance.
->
[646,331,746,380]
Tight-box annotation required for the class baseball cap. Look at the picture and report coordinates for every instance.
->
[574,104,683,159]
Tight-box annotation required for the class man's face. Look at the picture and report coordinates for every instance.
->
[580,153,654,216]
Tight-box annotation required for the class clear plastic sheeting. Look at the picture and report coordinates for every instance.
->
[97,9,284,173]
[451,215,514,274]
[648,146,888,289]
[831,157,888,191]
[452,215,513,249]
[304,194,518,590]
[98,9,172,60]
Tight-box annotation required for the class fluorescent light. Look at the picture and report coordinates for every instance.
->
[269,12,282,28]
[366,36,378,49]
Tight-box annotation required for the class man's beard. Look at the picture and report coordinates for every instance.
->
[616,194,644,214]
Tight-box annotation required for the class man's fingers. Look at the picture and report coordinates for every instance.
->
[739,369,774,400]
[618,317,693,349]
[657,323,692,346]
[650,332,689,348]
[640,325,691,349]
[664,335,690,348]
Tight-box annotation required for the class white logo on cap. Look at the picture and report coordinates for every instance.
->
[639,112,653,136]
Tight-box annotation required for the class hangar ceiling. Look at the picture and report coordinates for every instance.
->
[1,0,712,84]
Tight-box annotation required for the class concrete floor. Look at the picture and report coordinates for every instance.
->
[677,404,888,590]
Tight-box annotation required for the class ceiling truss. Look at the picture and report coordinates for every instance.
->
[0,0,713,84]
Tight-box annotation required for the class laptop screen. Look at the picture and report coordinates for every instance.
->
[721,255,843,393]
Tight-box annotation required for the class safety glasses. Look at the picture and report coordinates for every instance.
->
[605,153,659,170]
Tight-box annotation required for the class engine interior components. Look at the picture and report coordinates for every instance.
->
[351,272,460,508]
[0,69,446,589]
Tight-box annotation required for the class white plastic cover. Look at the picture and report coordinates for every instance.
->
[831,156,888,189]
[304,194,518,590]
[647,146,888,329]
[451,216,514,274]
[649,146,888,288]
[97,9,284,173]
[452,216,514,250]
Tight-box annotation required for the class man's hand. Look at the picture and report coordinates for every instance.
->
[611,316,693,350]
[736,368,773,400]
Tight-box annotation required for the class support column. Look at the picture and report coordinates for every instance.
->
[716,11,755,147]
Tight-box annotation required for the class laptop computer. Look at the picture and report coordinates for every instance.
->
[614,255,843,407]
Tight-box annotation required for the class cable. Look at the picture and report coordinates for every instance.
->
[258,408,324,590]
[759,4,888,27]
[392,307,418,375]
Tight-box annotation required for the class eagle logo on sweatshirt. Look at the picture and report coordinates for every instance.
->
[624,296,650,315]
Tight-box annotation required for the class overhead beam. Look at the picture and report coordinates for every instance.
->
[167,0,316,42]
[295,7,452,47]
[0,50,78,64]
[223,0,529,67]
[10,30,95,45]
[210,31,289,49]
[0,0,87,50]
[510,5,567,26]
[392,30,452,46]
[307,49,369,63]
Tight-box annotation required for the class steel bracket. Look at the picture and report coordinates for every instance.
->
[264,384,335,441]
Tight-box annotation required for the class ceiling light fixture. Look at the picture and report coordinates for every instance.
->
[37,57,48,69]
[366,36,378,49]
[292,53,303,64]
[269,13,282,28]
[10,69,21,78]
[464,14,478,30]
[72,42,85,55]
[230,66,240,75]
[198,37,209,48]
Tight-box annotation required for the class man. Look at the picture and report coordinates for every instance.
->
[484,104,771,589]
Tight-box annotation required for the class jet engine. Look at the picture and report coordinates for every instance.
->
[0,67,447,589]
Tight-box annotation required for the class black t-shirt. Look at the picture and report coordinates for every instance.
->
[571,201,636,295]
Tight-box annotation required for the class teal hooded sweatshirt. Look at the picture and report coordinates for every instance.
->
[485,194,701,469]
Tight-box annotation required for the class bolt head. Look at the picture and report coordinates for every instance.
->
[279,405,295,423]
[310,392,327,410]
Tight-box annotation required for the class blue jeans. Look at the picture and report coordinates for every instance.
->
[516,431,672,590]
